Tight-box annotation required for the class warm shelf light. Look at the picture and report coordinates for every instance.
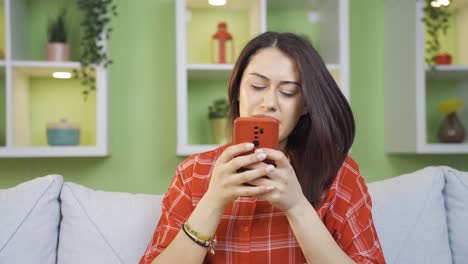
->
[431,0,450,7]
[209,0,226,6]
[52,72,72,79]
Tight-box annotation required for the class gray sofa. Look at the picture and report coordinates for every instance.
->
[0,166,467,264]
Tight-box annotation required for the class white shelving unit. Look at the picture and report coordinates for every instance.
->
[0,0,108,157]
[176,0,350,156]
[384,0,468,154]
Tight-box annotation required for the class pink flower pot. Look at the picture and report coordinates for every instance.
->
[46,43,71,61]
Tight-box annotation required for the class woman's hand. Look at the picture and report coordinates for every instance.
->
[249,148,307,213]
[204,143,275,211]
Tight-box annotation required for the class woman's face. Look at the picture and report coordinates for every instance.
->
[238,47,306,148]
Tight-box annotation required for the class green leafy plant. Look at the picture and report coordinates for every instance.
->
[74,0,118,100]
[209,98,230,119]
[423,0,452,66]
[47,9,67,43]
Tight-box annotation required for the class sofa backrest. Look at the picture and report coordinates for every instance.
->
[57,181,163,264]
[0,174,63,264]
[1,167,467,264]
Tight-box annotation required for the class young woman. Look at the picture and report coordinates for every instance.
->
[140,32,386,264]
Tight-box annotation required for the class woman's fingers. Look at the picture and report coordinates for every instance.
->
[227,151,267,172]
[233,167,269,185]
[235,184,274,197]
[255,148,289,168]
[218,143,255,164]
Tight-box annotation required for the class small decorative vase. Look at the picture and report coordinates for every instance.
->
[46,42,71,61]
[210,118,228,144]
[437,112,466,143]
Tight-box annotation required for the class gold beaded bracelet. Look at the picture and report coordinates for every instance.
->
[182,222,217,254]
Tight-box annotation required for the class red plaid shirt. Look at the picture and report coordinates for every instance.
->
[140,146,386,264]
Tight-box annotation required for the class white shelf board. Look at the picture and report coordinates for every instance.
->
[426,65,468,79]
[188,0,254,9]
[0,146,108,158]
[177,144,220,156]
[12,60,82,68]
[0,61,6,67]
[11,60,97,78]
[419,143,468,154]
[187,64,234,80]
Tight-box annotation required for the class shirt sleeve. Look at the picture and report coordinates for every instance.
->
[338,172,386,264]
[139,163,195,264]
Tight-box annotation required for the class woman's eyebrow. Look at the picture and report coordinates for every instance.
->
[249,72,301,87]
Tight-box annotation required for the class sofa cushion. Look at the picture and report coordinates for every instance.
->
[0,174,63,264]
[368,166,451,264]
[443,166,468,264]
[57,182,163,264]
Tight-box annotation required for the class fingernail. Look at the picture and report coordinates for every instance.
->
[254,148,264,153]
[266,185,274,191]
[265,165,274,172]
[246,143,254,149]
[257,153,266,160]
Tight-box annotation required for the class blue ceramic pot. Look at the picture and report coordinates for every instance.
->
[46,119,80,146]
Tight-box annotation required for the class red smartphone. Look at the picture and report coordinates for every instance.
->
[233,116,279,175]
[233,116,279,152]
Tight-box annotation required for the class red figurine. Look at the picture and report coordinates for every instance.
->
[211,22,234,64]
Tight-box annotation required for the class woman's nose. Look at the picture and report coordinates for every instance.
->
[261,88,278,110]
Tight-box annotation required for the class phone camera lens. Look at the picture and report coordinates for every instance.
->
[260,128,264,134]
[253,140,259,147]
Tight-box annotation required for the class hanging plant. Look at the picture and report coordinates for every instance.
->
[74,0,118,100]
[422,0,452,66]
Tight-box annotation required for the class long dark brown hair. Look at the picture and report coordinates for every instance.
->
[227,32,355,207]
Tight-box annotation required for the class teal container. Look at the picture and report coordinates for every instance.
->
[47,128,80,146]
[46,119,80,146]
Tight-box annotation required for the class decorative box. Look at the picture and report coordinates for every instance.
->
[46,119,80,146]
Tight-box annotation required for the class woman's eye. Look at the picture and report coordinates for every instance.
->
[251,84,265,90]
[280,90,297,97]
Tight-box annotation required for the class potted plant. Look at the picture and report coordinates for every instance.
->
[423,0,453,66]
[47,8,70,61]
[208,98,230,144]
[74,0,118,99]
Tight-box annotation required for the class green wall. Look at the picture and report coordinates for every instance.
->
[1,0,468,193]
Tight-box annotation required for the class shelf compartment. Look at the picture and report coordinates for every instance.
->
[10,0,84,61]
[425,78,468,145]
[188,78,228,145]
[186,0,263,64]
[424,1,468,66]
[267,0,320,52]
[267,0,343,65]
[11,64,97,148]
